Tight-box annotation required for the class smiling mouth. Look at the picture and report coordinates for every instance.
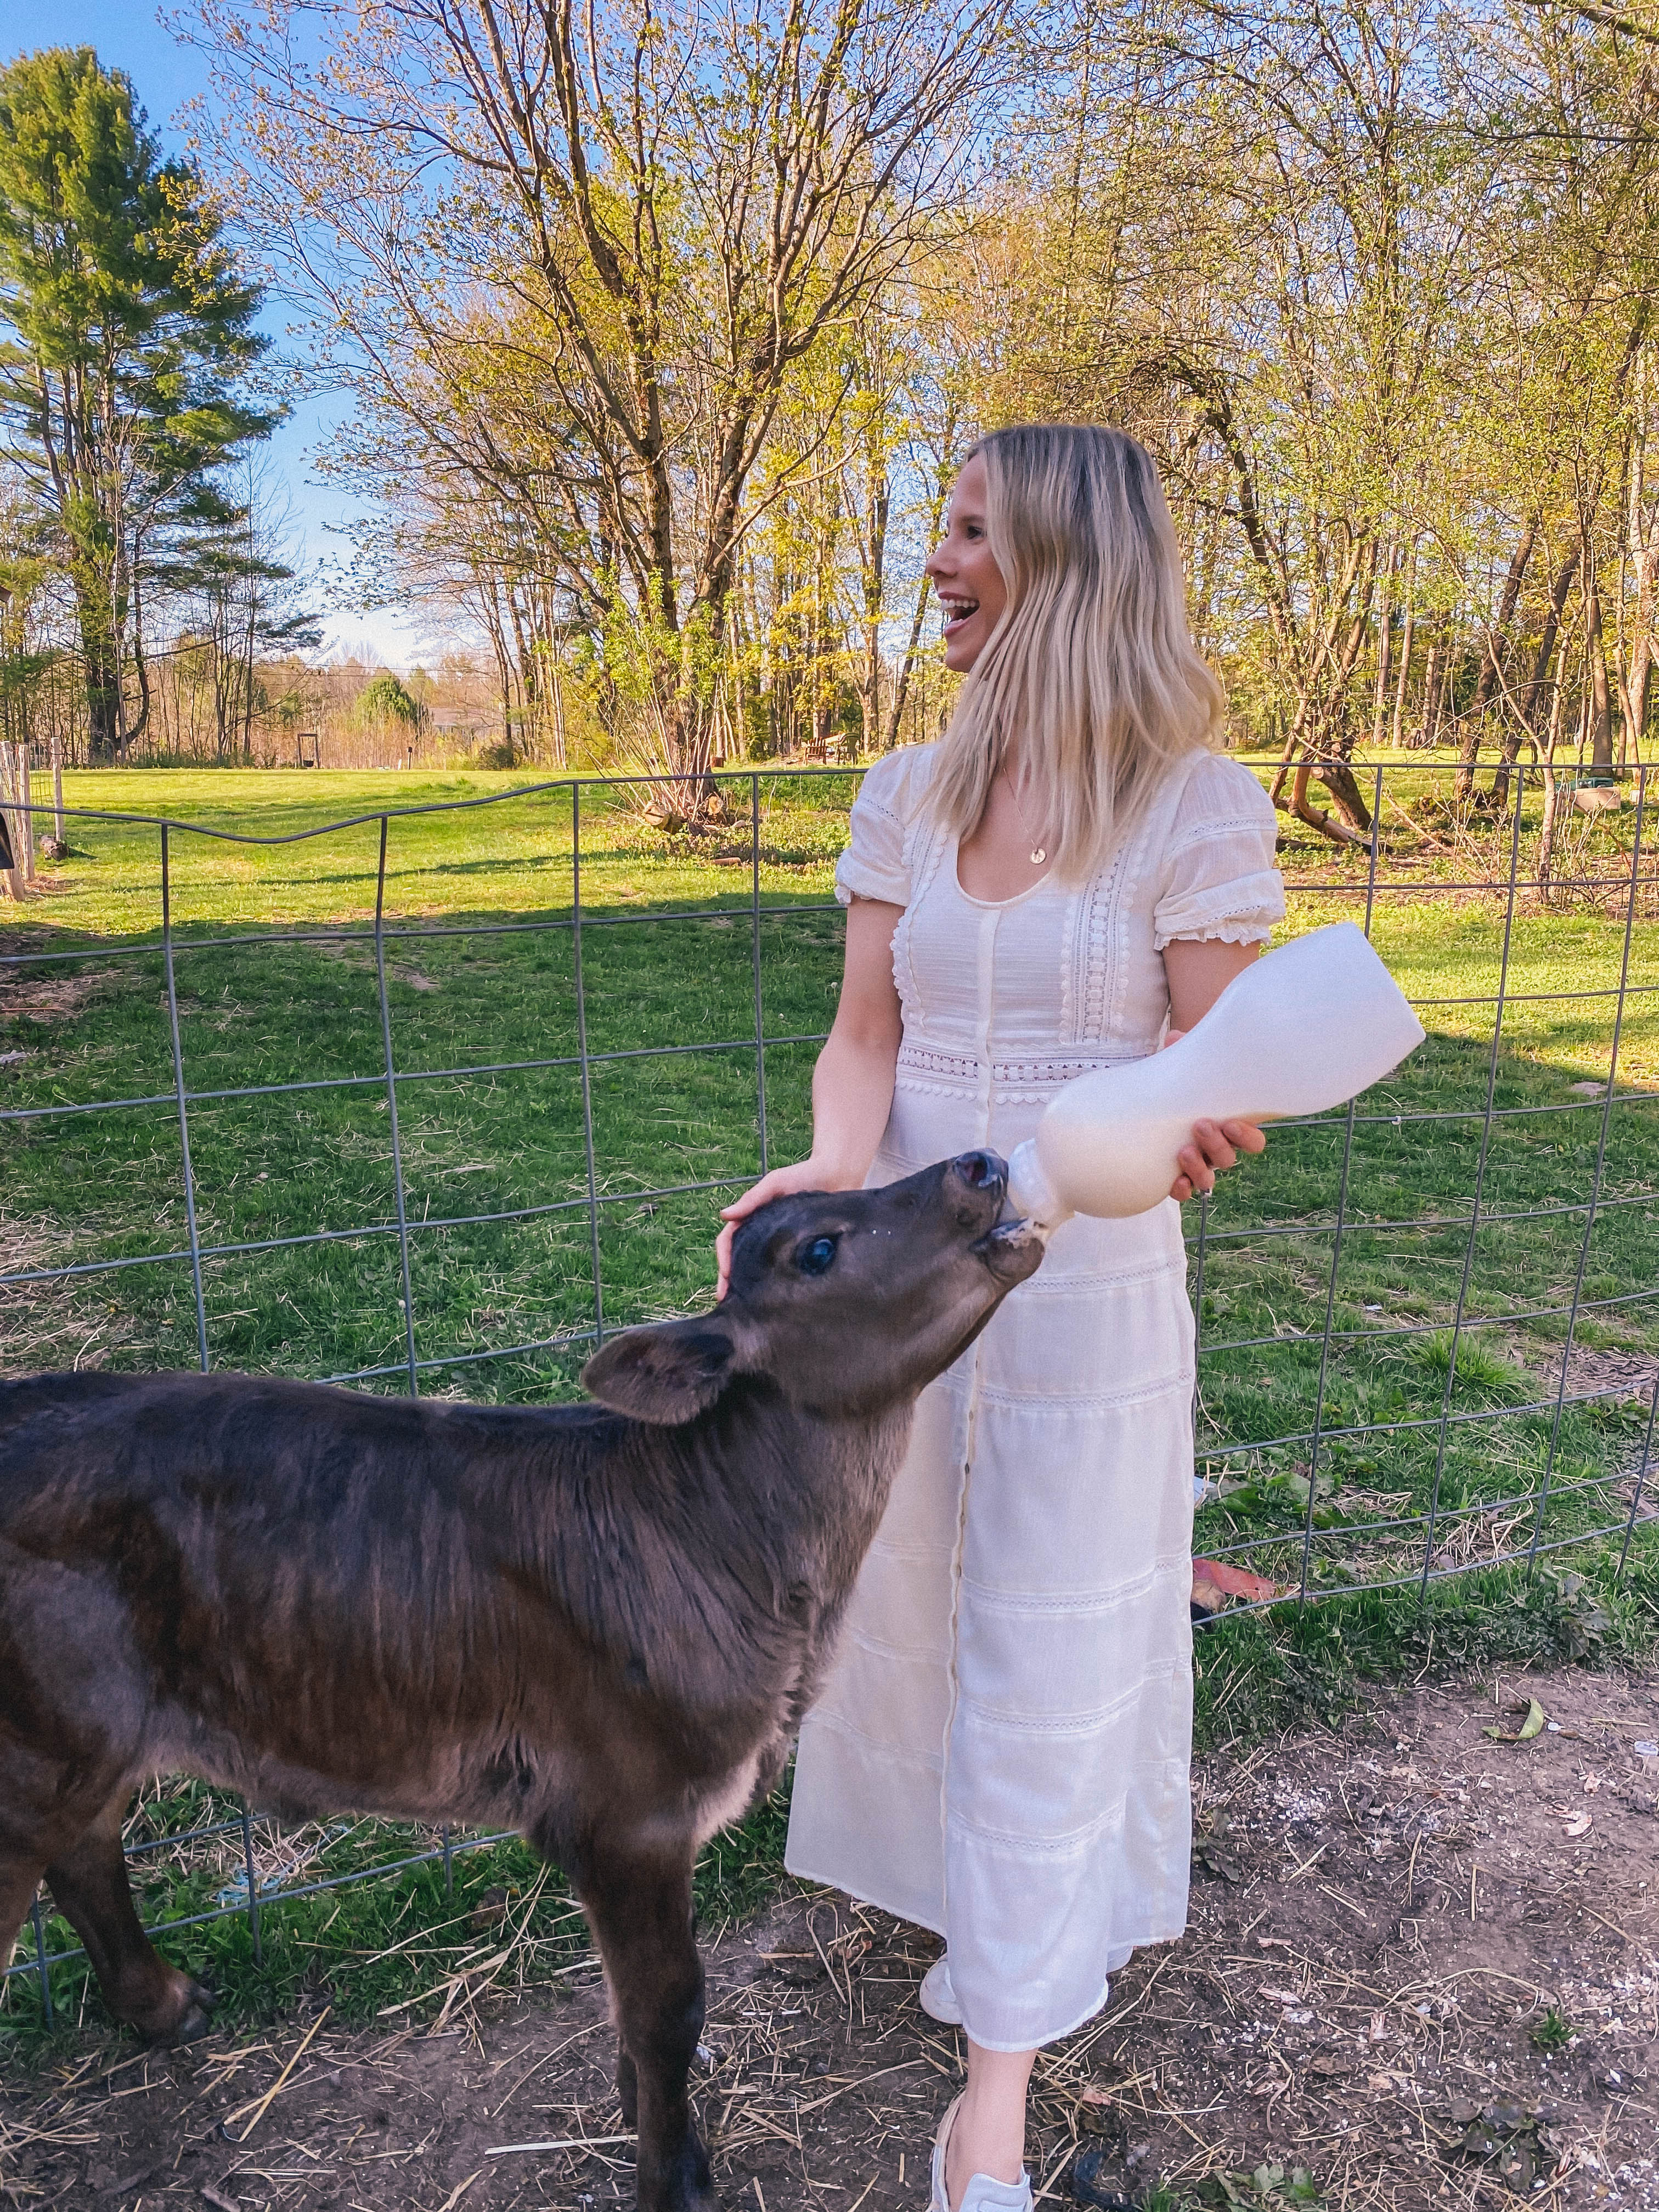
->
[939,596,979,635]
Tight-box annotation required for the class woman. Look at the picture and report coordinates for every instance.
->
[715,425,1283,2212]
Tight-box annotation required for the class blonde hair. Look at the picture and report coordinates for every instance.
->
[927,424,1223,882]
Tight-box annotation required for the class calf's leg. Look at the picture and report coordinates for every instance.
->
[0,1858,50,2000]
[617,2040,640,2129]
[44,1796,215,2044]
[574,1840,713,2212]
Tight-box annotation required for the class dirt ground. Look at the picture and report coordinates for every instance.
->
[4,1664,1657,2212]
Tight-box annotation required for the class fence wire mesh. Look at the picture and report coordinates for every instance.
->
[2,757,1656,2022]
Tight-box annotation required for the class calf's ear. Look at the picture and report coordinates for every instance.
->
[583,1317,743,1424]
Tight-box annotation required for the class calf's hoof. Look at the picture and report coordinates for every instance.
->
[656,2139,718,2212]
[129,1968,216,2046]
[162,1980,217,2046]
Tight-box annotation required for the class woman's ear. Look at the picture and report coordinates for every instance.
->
[582,1317,743,1424]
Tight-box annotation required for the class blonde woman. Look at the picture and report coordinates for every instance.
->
[715,425,1284,2211]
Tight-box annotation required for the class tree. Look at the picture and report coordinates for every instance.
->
[200,0,1007,805]
[159,484,323,759]
[356,671,424,730]
[0,47,272,760]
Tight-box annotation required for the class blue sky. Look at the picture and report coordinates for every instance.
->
[3,6,425,667]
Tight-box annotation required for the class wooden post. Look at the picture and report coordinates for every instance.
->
[51,732,64,842]
[0,744,23,901]
[20,744,36,883]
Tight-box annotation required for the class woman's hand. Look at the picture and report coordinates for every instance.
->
[716,1160,859,1300]
[715,895,905,1299]
[1162,1026,1267,1201]
[1170,1117,1266,1201]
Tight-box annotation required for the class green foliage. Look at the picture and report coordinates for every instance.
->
[353,669,424,729]
[1195,2168,1323,2210]
[1531,2005,1573,2052]
[1412,1330,1532,1398]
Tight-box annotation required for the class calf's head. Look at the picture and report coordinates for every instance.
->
[584,1152,1043,1424]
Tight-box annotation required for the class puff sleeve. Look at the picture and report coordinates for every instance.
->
[833,747,930,908]
[1152,753,1285,950]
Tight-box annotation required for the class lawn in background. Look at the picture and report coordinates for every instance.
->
[3,759,1656,2048]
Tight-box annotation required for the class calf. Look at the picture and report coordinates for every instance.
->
[0,1152,1041,2211]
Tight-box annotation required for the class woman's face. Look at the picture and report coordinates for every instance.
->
[925,452,1007,674]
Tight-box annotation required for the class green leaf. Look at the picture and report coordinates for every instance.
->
[1484,1697,1545,1741]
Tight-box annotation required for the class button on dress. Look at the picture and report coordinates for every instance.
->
[784,743,1284,2053]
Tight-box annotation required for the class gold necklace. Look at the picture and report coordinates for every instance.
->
[1001,768,1048,867]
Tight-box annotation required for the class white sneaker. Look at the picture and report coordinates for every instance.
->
[919,1954,964,2025]
[929,2092,1034,2211]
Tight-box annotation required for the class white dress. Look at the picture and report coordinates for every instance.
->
[785,743,1284,2053]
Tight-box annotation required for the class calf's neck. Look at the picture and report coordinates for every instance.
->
[0,1151,1042,2211]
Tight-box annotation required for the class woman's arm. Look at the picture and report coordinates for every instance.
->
[1164,938,1269,1202]
[714,897,904,1297]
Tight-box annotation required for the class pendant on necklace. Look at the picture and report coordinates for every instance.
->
[1030,846,1047,866]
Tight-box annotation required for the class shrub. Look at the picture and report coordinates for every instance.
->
[353,670,422,728]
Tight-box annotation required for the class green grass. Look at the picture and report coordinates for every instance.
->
[1531,2005,1574,2053]
[3,757,1657,2054]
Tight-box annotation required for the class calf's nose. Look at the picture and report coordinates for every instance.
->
[949,1149,1007,1197]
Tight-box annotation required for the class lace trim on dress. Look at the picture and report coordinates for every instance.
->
[896,1042,1130,1091]
[1151,917,1277,952]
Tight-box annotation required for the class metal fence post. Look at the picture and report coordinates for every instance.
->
[1293,763,1385,1604]
[571,781,605,1347]
[241,1807,263,1965]
[30,1894,52,2027]
[160,824,211,1372]
[751,772,770,1176]
[1527,769,1649,1572]
[1616,1366,1659,1585]
[374,815,420,1395]
[1418,769,1528,1595]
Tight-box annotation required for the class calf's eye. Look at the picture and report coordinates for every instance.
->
[797,1234,838,1276]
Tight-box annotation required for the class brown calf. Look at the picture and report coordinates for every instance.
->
[0,1152,1041,2211]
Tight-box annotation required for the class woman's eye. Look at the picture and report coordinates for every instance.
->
[798,1235,838,1277]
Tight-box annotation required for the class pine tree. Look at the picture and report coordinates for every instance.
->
[0,47,272,759]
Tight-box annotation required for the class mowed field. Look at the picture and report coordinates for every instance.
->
[2,759,1657,2046]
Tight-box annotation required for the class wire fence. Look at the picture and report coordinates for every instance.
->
[2,757,1656,2023]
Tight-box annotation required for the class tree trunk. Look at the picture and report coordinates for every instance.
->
[1492,543,1582,810]
[858,460,890,760]
[1419,620,1446,751]
[1390,539,1419,751]
[549,647,568,770]
[1584,550,1615,776]
[78,599,122,765]
[1370,534,1398,751]
[1455,513,1537,799]
[1620,389,1658,767]
[883,422,956,752]
[1537,657,1568,904]
[1273,537,1376,841]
